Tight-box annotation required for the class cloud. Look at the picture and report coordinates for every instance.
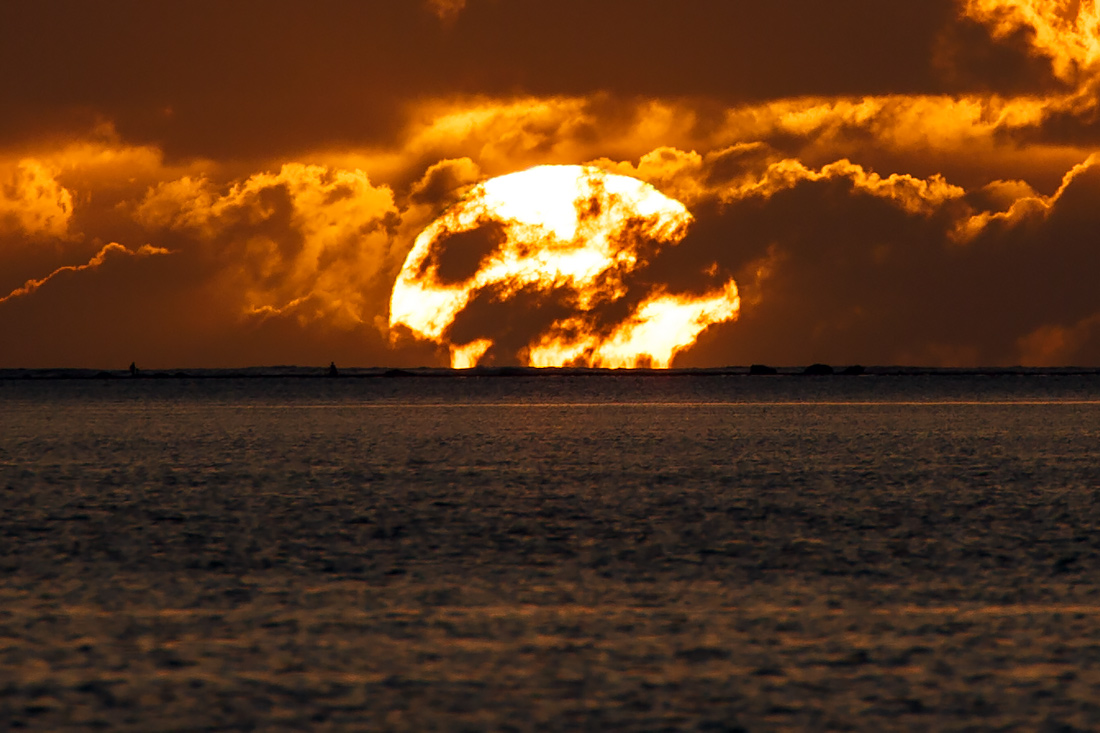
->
[406,157,482,207]
[136,163,400,329]
[379,90,1092,199]
[719,158,967,215]
[0,159,73,238]
[1,147,415,367]
[952,154,1098,241]
[590,147,710,206]
[426,0,466,23]
[0,242,170,304]
[654,149,1100,367]
[963,0,1100,85]
[1017,313,1100,366]
[0,0,1089,163]
[595,146,966,216]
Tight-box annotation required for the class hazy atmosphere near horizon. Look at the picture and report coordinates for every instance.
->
[4,0,1100,369]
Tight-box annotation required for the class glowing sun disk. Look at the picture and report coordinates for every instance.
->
[389,165,739,368]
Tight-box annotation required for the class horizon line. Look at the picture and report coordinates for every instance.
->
[4,365,1100,380]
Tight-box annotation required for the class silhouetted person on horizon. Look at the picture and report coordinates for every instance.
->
[129,362,139,377]
[327,361,339,377]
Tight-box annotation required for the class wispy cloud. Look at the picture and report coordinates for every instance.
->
[0,243,171,304]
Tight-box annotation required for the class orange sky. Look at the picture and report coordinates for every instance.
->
[2,0,1100,367]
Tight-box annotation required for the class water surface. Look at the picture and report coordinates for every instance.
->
[2,374,1099,730]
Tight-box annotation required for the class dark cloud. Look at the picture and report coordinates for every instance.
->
[676,160,1100,367]
[0,2,427,158]
[446,283,578,366]
[1007,91,1100,150]
[422,220,508,285]
[0,0,1057,160]
[933,16,1066,94]
[440,217,715,366]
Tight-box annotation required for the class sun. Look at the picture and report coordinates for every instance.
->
[389,164,739,368]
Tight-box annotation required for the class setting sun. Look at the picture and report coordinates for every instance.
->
[389,165,740,368]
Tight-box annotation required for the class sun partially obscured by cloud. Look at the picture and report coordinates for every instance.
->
[2,0,1100,367]
[390,165,738,367]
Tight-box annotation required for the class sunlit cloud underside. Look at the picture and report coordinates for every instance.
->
[389,165,739,368]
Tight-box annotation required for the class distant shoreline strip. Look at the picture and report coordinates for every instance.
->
[4,367,1100,380]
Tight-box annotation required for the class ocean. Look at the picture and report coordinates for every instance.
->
[2,371,1100,731]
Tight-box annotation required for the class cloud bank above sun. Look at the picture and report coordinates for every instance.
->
[2,0,1100,367]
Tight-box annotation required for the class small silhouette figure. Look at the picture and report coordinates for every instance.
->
[327,361,339,377]
[129,361,140,377]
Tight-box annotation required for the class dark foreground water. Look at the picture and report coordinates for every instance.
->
[2,373,1100,731]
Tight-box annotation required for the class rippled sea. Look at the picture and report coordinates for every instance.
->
[3,372,1100,731]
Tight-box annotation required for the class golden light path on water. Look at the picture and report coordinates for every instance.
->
[389,165,740,368]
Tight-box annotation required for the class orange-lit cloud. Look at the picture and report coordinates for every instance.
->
[963,0,1100,84]
[953,153,1099,241]
[136,163,399,328]
[0,159,73,238]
